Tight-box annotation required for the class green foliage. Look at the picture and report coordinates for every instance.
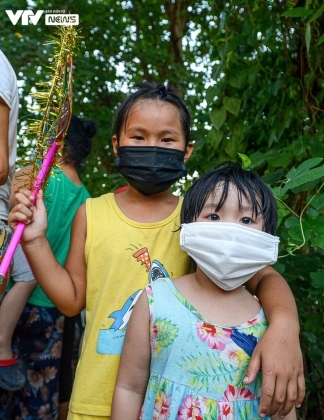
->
[271,157,324,419]
[196,2,324,413]
[1,0,324,415]
[0,0,216,196]
[273,158,324,197]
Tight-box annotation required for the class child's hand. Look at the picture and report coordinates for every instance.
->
[8,189,48,244]
[243,323,305,418]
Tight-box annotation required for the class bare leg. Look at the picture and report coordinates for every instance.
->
[0,280,37,359]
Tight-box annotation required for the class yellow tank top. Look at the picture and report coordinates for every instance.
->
[69,193,191,416]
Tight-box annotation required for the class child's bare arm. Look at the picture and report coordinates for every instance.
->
[0,97,9,185]
[245,266,304,418]
[8,189,87,316]
[111,291,151,420]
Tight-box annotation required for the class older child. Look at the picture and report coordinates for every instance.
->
[8,83,304,419]
[112,162,296,420]
[0,49,20,303]
[0,49,35,394]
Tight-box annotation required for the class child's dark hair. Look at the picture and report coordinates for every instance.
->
[181,162,278,235]
[112,81,191,145]
[63,115,97,169]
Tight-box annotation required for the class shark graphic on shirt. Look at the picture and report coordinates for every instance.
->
[108,289,142,331]
[97,253,169,355]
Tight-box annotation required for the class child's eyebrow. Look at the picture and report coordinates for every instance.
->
[125,126,146,133]
[126,126,181,136]
[240,205,254,211]
[240,204,263,217]
[202,203,218,210]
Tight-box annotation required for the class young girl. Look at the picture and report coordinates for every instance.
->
[0,115,96,419]
[8,83,304,420]
[111,162,296,420]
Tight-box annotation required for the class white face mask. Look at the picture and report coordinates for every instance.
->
[180,222,280,291]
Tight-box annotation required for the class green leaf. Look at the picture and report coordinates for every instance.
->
[273,262,286,274]
[250,151,268,169]
[287,225,307,245]
[223,96,241,116]
[282,158,324,192]
[206,128,223,149]
[288,165,324,189]
[301,331,317,345]
[232,124,244,142]
[281,8,313,18]
[267,152,294,168]
[318,34,324,45]
[306,208,319,218]
[309,136,324,156]
[310,235,324,249]
[307,4,324,24]
[310,194,324,211]
[310,272,324,290]
[277,205,291,226]
[306,216,324,248]
[250,148,294,170]
[305,23,311,54]
[224,135,242,159]
[285,216,299,229]
[285,216,324,249]
[238,153,251,169]
[228,74,242,88]
[291,179,322,194]
[303,312,324,337]
[210,107,226,130]
[205,85,218,106]
[262,168,286,185]
[286,158,323,179]
[272,186,287,199]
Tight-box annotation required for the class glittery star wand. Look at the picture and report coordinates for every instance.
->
[0,26,78,284]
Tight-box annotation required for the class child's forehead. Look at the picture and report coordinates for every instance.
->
[122,99,182,132]
[207,182,252,205]
[128,98,178,115]
[209,181,236,196]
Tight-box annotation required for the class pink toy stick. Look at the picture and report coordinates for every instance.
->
[0,140,58,279]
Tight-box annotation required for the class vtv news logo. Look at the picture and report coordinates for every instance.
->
[5,10,44,25]
[5,10,79,25]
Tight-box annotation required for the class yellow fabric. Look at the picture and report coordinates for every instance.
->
[67,411,110,420]
[69,193,191,416]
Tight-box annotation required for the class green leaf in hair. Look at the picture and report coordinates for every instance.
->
[238,153,251,170]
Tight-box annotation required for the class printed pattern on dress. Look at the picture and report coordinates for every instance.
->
[141,278,270,420]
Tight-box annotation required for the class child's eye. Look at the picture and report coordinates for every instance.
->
[133,136,144,140]
[207,214,220,221]
[240,217,253,224]
[161,138,173,142]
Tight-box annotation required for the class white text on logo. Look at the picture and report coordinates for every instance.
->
[5,10,44,25]
[45,14,79,25]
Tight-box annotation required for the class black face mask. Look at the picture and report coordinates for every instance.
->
[114,146,188,195]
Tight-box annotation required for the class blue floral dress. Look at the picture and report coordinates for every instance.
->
[140,277,270,420]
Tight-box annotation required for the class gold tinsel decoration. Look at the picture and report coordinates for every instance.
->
[22,26,79,191]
